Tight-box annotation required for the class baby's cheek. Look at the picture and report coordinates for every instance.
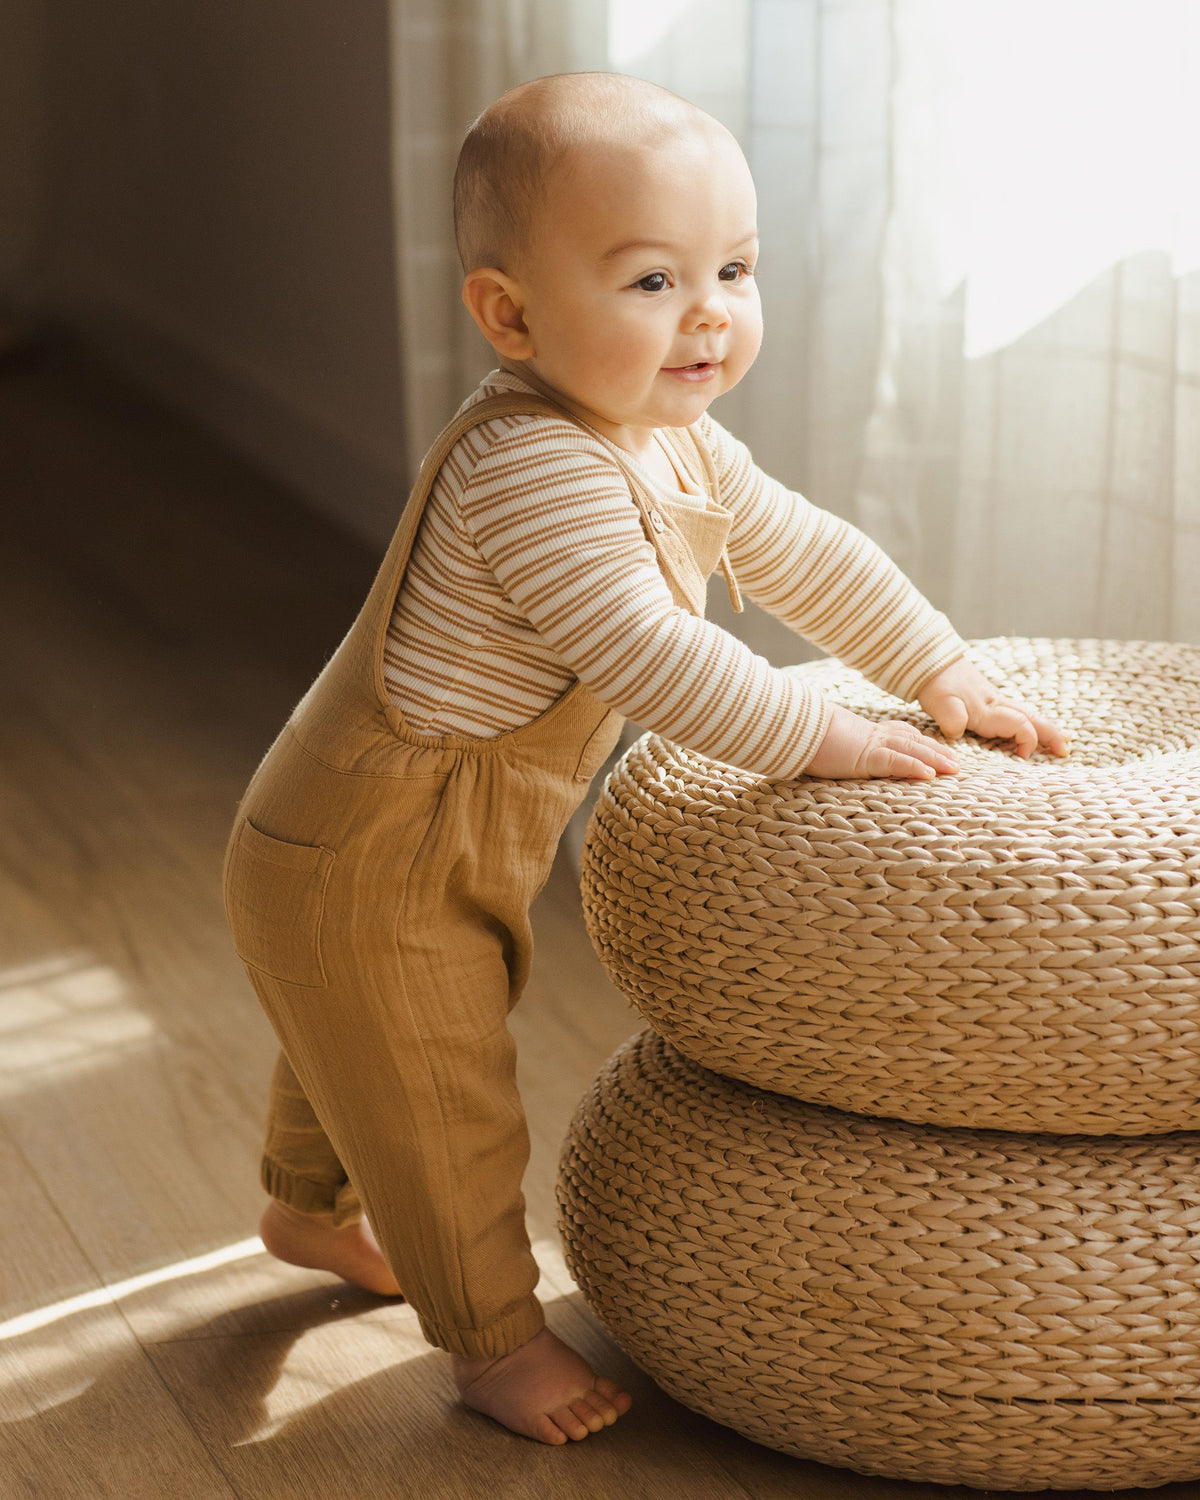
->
[614,335,666,387]
[740,289,764,348]
[730,310,763,380]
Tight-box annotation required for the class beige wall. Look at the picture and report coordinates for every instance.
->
[6,0,407,543]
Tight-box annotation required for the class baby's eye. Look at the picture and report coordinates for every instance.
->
[718,261,752,282]
[633,271,669,292]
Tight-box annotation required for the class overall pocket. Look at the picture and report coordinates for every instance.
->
[574,708,625,782]
[223,819,334,988]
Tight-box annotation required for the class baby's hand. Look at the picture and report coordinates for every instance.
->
[804,703,959,781]
[917,657,1070,759]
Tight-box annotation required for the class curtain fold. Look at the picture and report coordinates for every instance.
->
[855,0,1200,643]
[388,0,606,474]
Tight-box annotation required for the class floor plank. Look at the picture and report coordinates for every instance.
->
[0,690,278,1312]
[1,1305,239,1500]
[144,1278,760,1500]
[0,1107,237,1497]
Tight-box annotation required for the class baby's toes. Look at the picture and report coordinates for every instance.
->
[594,1375,633,1412]
[533,1412,569,1445]
[570,1395,610,1431]
[581,1389,621,1425]
[550,1403,593,1441]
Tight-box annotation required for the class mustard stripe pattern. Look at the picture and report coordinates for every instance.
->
[383,372,963,778]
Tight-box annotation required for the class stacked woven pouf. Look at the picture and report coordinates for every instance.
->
[556,638,1200,1491]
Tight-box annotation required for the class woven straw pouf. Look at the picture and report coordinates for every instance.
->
[581,637,1200,1134]
[556,1028,1200,1491]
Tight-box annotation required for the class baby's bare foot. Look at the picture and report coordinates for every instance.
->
[452,1325,633,1444]
[258,1199,404,1297]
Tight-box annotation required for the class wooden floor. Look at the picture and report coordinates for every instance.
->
[0,342,1114,1499]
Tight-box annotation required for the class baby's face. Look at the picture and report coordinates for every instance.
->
[510,126,762,454]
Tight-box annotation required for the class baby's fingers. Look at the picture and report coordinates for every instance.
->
[1031,714,1071,757]
[974,701,1038,757]
[929,692,969,741]
[878,749,945,780]
[864,725,958,781]
[976,702,1071,759]
[1009,711,1039,759]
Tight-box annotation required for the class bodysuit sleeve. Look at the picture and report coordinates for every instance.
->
[698,410,966,699]
[458,420,832,778]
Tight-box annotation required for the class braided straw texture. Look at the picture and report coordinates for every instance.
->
[581,638,1200,1135]
[557,1028,1200,1490]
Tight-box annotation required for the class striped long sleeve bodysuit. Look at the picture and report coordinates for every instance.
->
[384,369,964,779]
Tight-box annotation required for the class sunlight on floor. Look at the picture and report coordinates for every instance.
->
[0,953,156,1093]
[0,1236,265,1341]
[229,1235,574,1445]
[234,1319,416,1446]
[0,1237,272,1424]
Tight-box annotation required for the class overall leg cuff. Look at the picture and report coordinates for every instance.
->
[418,1293,545,1359]
[260,1154,363,1229]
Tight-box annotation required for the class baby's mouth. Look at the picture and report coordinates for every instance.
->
[664,360,721,378]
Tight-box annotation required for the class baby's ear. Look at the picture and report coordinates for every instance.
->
[461,269,534,359]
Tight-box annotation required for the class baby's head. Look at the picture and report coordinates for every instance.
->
[455,73,762,453]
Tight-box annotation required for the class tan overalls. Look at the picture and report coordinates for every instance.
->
[223,392,741,1360]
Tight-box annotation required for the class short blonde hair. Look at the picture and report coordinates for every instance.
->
[452,72,709,274]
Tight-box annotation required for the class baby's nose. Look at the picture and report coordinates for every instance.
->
[687,292,732,329]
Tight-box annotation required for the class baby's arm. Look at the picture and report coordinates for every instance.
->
[705,414,1069,766]
[459,421,941,780]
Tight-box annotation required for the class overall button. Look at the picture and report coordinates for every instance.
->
[649,509,665,532]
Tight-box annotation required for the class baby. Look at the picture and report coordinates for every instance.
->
[224,71,1068,1450]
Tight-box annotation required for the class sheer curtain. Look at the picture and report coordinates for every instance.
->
[387,0,606,467]
[389,0,1200,657]
[854,1,1200,644]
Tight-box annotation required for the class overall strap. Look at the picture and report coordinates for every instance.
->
[361,390,668,706]
[661,424,745,614]
[395,392,579,577]
[369,390,741,676]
